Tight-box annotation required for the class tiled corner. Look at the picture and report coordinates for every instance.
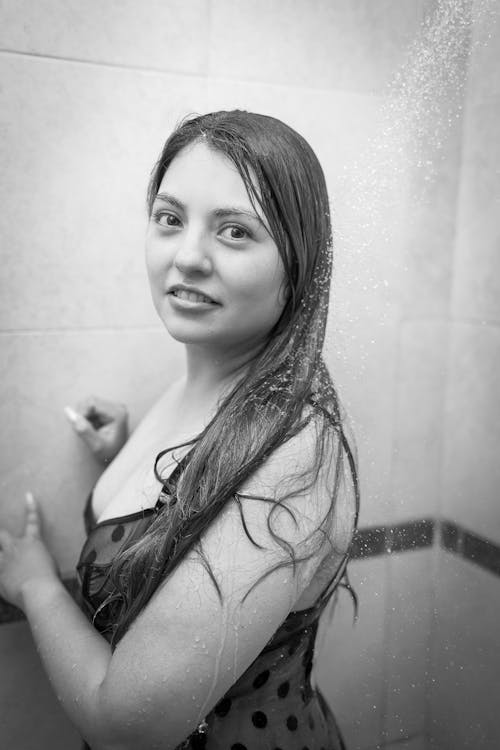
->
[441,323,500,544]
[468,0,500,100]
[449,4,500,323]
[0,621,81,749]
[390,320,448,522]
[450,94,500,322]
[209,0,430,93]
[383,548,434,744]
[0,328,185,574]
[315,556,389,750]
[0,0,210,75]
[429,550,500,749]
[0,53,208,330]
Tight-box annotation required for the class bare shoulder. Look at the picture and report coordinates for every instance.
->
[235,407,357,591]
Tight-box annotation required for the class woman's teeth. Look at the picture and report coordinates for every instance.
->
[173,290,214,303]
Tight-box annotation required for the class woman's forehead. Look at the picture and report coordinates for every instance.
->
[159,141,264,216]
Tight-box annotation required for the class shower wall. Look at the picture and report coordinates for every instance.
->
[428,3,500,748]
[0,2,497,749]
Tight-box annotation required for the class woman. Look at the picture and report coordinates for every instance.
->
[0,111,359,750]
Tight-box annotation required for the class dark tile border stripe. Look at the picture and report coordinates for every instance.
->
[439,520,500,577]
[351,519,435,559]
[1,518,500,625]
[351,518,500,578]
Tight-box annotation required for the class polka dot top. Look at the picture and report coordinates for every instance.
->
[77,458,352,750]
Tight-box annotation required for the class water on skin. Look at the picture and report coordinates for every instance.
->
[193,508,241,725]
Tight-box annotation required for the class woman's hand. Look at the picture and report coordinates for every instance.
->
[0,493,59,611]
[65,396,129,465]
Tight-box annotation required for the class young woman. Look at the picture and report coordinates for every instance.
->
[0,111,359,750]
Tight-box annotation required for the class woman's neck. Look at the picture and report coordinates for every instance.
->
[180,341,261,413]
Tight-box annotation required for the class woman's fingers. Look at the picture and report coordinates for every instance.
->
[65,397,128,463]
[64,405,80,423]
[68,397,127,430]
[66,410,102,451]
[24,492,40,539]
[0,494,41,547]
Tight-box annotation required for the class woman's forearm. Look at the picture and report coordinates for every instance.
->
[21,577,112,745]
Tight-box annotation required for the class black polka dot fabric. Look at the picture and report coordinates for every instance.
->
[77,482,351,750]
[111,524,125,542]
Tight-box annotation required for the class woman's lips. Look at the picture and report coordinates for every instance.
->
[167,290,220,311]
[170,289,218,304]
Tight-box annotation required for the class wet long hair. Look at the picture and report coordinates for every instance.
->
[104,111,359,646]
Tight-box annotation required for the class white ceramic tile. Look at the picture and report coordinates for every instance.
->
[209,0,431,93]
[0,54,208,330]
[468,1,500,102]
[441,323,500,544]
[316,556,389,750]
[0,328,185,574]
[383,549,434,743]
[390,320,448,522]
[0,0,209,75]
[0,622,81,749]
[451,98,500,322]
[449,6,500,323]
[400,131,463,320]
[429,550,500,749]
[327,314,400,529]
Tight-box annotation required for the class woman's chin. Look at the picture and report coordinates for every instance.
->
[161,320,218,346]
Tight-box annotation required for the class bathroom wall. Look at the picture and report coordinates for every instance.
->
[1,2,497,749]
[428,3,500,748]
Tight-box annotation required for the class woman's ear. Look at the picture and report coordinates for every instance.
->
[278,281,291,307]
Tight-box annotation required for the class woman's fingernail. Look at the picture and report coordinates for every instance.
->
[26,491,35,505]
[64,406,79,423]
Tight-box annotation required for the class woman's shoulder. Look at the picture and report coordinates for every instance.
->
[233,405,356,584]
[237,401,341,495]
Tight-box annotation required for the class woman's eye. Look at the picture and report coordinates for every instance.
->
[220,225,250,241]
[153,211,181,228]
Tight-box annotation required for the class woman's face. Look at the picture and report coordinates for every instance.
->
[145,141,287,352]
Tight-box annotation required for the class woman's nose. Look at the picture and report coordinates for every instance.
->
[173,229,212,275]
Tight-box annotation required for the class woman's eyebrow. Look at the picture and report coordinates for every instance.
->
[155,192,185,211]
[213,207,263,224]
[154,192,263,225]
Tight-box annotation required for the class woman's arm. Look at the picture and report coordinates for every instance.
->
[0,496,112,747]
[0,423,355,750]
[21,578,112,744]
